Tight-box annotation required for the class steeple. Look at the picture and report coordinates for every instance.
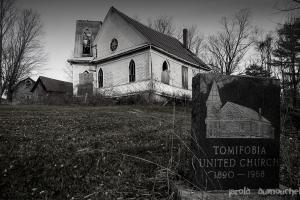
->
[206,81,222,119]
[207,81,221,104]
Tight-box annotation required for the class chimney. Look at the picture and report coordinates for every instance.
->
[183,28,188,49]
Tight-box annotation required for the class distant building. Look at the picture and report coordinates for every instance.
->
[205,81,274,139]
[31,76,73,104]
[12,77,35,104]
[68,7,210,101]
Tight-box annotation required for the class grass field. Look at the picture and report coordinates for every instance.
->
[0,105,298,199]
[0,105,191,199]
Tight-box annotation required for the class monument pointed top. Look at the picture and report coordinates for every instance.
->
[207,81,221,104]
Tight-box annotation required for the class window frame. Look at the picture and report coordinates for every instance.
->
[98,68,103,88]
[110,38,118,52]
[129,60,136,82]
[182,65,188,89]
[161,61,170,85]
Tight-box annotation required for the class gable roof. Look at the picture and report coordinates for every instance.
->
[221,102,270,123]
[109,7,210,70]
[31,76,73,93]
[13,77,35,90]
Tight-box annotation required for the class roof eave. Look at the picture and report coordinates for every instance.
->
[150,45,210,70]
[31,78,48,93]
[67,57,94,64]
[91,44,150,64]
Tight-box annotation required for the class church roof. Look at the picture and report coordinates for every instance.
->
[111,7,210,70]
[13,77,35,90]
[205,80,271,124]
[31,76,73,93]
[221,102,270,123]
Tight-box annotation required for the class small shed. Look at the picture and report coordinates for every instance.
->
[12,77,35,104]
[31,76,73,104]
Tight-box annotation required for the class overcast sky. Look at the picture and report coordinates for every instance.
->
[16,0,296,81]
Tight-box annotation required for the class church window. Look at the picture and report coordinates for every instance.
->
[25,80,31,87]
[82,28,92,55]
[162,61,168,71]
[182,66,188,89]
[110,38,118,51]
[98,68,103,88]
[129,60,135,82]
[161,61,170,84]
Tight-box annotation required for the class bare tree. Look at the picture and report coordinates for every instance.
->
[148,15,175,36]
[188,26,205,57]
[177,25,205,57]
[63,51,74,82]
[147,15,206,59]
[0,0,16,102]
[206,9,253,75]
[64,63,73,82]
[147,16,206,63]
[132,14,140,22]
[276,0,300,11]
[254,32,273,73]
[273,17,300,108]
[1,9,45,101]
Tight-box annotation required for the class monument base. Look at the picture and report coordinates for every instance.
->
[172,181,298,200]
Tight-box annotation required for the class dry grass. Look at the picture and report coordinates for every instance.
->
[0,104,298,200]
[0,105,191,199]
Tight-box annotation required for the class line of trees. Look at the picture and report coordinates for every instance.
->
[244,17,300,108]
[0,0,45,102]
[278,0,300,11]
[273,17,300,107]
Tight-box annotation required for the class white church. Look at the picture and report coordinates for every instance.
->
[68,7,210,101]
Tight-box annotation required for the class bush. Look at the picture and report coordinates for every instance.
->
[280,106,299,188]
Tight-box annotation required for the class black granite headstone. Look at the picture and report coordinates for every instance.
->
[191,74,280,190]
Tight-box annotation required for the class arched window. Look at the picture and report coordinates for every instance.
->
[162,61,168,71]
[98,68,103,88]
[129,60,135,82]
[161,61,170,84]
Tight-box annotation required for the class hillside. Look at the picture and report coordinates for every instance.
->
[0,105,298,199]
[0,105,191,199]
